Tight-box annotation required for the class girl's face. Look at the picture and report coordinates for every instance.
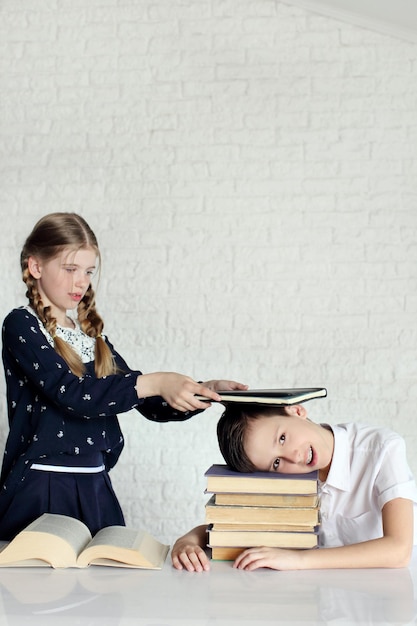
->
[244,406,334,480]
[28,247,97,324]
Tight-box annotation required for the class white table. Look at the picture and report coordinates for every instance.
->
[0,549,416,625]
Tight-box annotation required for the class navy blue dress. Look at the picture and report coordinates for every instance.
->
[0,307,196,540]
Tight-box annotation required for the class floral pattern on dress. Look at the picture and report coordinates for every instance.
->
[0,307,195,505]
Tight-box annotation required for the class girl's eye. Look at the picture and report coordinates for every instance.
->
[273,458,280,471]
[279,434,285,445]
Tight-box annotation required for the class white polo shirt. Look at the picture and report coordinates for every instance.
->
[319,422,417,547]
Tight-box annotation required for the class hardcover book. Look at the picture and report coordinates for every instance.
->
[213,492,319,508]
[210,545,313,561]
[0,513,169,569]
[208,527,318,549]
[205,464,319,495]
[205,495,320,526]
[210,522,318,532]
[196,387,327,406]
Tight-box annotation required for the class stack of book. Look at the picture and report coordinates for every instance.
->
[204,464,320,561]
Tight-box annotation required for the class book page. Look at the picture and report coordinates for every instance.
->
[0,514,92,568]
[86,526,142,550]
[77,526,169,569]
[25,514,92,554]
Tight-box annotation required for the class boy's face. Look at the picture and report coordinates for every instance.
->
[244,405,334,479]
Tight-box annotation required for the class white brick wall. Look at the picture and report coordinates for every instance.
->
[0,0,416,545]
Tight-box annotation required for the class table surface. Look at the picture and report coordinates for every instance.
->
[0,549,416,625]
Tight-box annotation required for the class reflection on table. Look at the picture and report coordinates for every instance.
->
[0,548,416,625]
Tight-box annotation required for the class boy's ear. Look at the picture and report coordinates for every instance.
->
[28,256,42,279]
[284,404,308,419]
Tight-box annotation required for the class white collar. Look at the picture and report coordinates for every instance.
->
[320,423,352,492]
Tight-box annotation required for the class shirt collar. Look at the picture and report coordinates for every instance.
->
[321,423,351,492]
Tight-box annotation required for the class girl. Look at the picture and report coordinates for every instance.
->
[0,212,246,540]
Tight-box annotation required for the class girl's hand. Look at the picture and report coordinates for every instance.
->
[137,374,247,412]
[202,380,248,393]
[233,546,303,571]
[171,526,210,572]
[136,372,223,411]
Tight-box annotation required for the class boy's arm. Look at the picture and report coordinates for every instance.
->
[171,525,209,572]
[233,498,414,571]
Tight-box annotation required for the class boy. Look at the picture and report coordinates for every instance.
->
[172,403,417,571]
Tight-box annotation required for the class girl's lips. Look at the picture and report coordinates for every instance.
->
[69,293,82,301]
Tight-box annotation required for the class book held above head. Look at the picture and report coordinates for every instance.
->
[195,387,327,406]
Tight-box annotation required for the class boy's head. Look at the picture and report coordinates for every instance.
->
[217,404,291,472]
[217,403,333,477]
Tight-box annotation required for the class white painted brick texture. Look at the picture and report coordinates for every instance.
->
[0,0,416,544]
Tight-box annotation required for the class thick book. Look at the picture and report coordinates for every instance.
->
[196,387,327,406]
[208,528,318,549]
[211,546,248,561]
[211,522,318,532]
[210,545,317,561]
[205,496,319,526]
[205,464,318,495]
[0,513,169,569]
[213,492,319,508]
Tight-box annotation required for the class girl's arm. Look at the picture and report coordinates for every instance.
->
[171,525,210,572]
[233,497,414,571]
[137,375,247,413]
[4,308,246,419]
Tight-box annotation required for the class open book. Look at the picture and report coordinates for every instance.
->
[0,513,169,569]
[196,387,327,406]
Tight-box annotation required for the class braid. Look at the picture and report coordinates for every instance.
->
[22,263,86,377]
[78,285,103,336]
[78,285,117,377]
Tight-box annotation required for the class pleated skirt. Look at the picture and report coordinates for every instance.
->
[0,467,125,541]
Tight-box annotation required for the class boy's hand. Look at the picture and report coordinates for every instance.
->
[171,526,210,572]
[233,546,303,571]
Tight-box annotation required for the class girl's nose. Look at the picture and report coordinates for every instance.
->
[74,271,89,287]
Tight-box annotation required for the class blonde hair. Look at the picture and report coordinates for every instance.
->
[21,212,117,378]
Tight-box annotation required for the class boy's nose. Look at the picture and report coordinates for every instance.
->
[288,449,303,464]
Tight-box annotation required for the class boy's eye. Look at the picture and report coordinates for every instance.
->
[279,434,285,445]
[273,458,280,471]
